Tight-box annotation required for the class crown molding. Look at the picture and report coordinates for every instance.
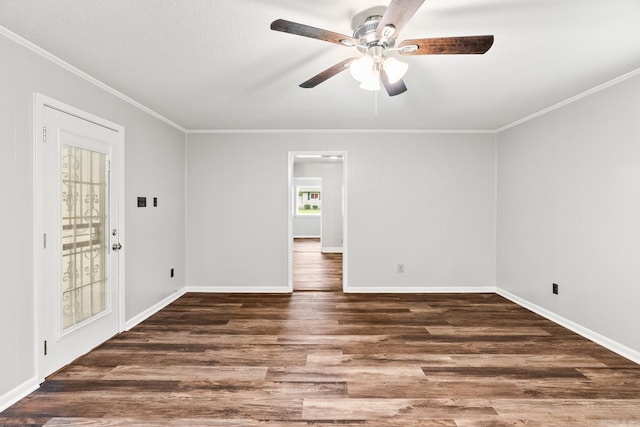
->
[4,23,637,136]
[186,128,497,134]
[496,67,640,133]
[0,25,186,133]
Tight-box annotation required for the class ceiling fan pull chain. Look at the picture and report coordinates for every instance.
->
[374,89,379,116]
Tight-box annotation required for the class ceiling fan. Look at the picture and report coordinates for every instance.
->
[270,0,494,96]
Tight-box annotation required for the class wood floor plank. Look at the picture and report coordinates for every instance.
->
[490,398,640,423]
[425,326,552,336]
[101,366,267,382]
[302,398,497,420]
[2,239,640,425]
[347,380,522,399]
[265,366,426,383]
[44,419,267,426]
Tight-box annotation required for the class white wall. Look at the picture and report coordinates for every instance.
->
[497,72,640,355]
[293,215,321,238]
[292,177,321,238]
[0,31,185,400]
[186,132,496,291]
[294,162,344,250]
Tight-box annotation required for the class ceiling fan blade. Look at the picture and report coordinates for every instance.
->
[299,58,357,88]
[399,35,494,55]
[271,19,357,47]
[380,69,408,96]
[376,0,425,37]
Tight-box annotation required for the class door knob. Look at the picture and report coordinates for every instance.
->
[112,242,122,251]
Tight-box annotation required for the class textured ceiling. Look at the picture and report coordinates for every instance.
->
[1,0,639,131]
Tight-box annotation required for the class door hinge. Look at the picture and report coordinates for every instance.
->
[44,340,47,356]
[43,126,47,142]
[43,233,47,249]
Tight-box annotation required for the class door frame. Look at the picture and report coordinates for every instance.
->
[287,151,348,292]
[33,93,126,382]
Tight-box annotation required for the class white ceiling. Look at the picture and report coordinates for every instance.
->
[1,0,639,131]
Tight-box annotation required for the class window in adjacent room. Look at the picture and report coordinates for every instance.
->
[296,186,321,215]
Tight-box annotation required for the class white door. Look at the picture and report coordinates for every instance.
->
[38,103,122,379]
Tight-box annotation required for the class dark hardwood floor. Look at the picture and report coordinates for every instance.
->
[2,246,640,425]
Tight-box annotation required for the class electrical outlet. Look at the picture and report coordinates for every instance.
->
[170,268,174,278]
[552,283,558,295]
[397,264,404,273]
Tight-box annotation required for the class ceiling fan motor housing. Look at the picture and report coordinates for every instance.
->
[352,7,397,52]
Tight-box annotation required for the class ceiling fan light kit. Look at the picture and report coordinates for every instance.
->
[383,57,409,84]
[349,51,408,91]
[270,0,494,97]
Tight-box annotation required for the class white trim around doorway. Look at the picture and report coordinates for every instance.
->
[288,151,348,293]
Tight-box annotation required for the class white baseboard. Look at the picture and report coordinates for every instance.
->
[321,247,343,253]
[0,376,39,413]
[497,287,640,365]
[184,285,290,293]
[293,235,321,239]
[124,288,187,331]
[344,285,497,293]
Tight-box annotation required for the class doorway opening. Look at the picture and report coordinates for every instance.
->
[288,152,347,292]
